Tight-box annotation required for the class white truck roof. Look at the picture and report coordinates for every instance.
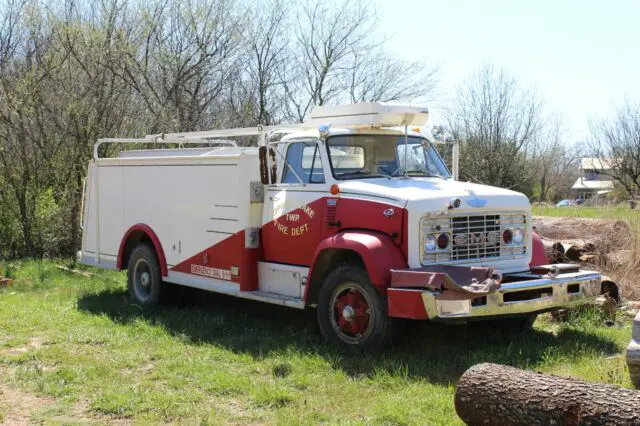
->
[306,102,429,128]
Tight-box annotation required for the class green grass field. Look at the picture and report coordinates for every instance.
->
[0,260,634,424]
[532,204,640,234]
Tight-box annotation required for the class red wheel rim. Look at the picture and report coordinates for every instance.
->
[330,284,373,343]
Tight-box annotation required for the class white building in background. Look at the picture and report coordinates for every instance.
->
[572,158,615,200]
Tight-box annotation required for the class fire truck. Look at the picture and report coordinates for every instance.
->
[79,103,603,348]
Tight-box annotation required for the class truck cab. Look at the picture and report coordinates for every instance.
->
[79,102,603,349]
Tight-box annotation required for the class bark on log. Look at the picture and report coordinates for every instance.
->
[561,243,584,262]
[455,363,640,425]
[541,238,564,262]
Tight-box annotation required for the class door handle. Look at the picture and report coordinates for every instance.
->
[270,196,281,202]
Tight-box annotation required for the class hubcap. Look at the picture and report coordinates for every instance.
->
[330,283,374,344]
[342,305,355,322]
[140,272,151,288]
[133,259,152,302]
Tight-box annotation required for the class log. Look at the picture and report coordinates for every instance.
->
[561,243,584,262]
[552,241,565,258]
[455,363,640,425]
[601,276,620,302]
[541,238,564,262]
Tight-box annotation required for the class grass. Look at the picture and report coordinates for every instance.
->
[0,260,635,424]
[533,203,637,218]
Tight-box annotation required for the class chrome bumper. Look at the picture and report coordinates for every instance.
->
[424,270,602,321]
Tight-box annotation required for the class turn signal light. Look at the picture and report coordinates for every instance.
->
[330,184,340,195]
[437,233,450,249]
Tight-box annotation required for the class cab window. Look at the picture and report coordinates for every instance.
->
[281,142,325,184]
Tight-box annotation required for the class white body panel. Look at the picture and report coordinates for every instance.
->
[81,149,261,269]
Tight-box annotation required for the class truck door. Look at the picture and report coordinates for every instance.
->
[262,140,329,266]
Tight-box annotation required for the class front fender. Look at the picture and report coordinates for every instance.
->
[307,231,408,297]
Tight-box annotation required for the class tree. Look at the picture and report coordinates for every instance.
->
[117,0,242,132]
[283,0,375,122]
[535,118,581,201]
[0,0,442,258]
[590,100,640,196]
[234,0,290,126]
[283,0,438,123]
[447,65,544,195]
[346,50,438,104]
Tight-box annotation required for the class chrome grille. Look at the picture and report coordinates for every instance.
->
[451,215,501,260]
[421,213,527,265]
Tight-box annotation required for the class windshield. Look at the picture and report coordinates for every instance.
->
[326,134,450,180]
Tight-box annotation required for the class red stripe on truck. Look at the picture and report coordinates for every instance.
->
[169,195,407,294]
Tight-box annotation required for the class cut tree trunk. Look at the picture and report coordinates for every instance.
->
[541,238,564,262]
[561,243,584,262]
[455,363,640,425]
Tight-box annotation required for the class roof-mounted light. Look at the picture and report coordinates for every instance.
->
[305,102,429,129]
[318,124,331,138]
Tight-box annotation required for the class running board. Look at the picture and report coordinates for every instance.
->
[165,271,305,309]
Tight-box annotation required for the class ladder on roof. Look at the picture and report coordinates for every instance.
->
[93,124,306,160]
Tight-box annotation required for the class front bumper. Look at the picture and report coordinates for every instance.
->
[387,269,602,321]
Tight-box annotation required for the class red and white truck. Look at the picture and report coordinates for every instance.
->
[79,103,603,348]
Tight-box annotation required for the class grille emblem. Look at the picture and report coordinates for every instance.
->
[466,197,487,208]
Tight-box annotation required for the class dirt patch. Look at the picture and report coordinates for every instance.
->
[532,216,633,249]
[533,216,640,298]
[0,379,56,425]
[0,370,131,425]
[0,337,48,357]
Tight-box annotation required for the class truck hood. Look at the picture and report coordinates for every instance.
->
[338,178,530,211]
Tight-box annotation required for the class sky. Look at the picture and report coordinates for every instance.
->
[377,0,640,142]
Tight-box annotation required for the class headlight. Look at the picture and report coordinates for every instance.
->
[424,234,437,252]
[503,227,525,245]
[512,228,525,244]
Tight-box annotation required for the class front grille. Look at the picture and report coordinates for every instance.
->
[421,213,527,265]
[451,215,501,260]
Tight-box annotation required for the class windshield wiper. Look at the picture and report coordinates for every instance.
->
[337,170,388,179]
[402,170,446,178]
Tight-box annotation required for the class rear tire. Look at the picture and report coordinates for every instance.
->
[317,265,392,350]
[127,244,164,306]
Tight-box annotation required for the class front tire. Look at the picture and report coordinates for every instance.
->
[127,244,164,306]
[317,265,392,350]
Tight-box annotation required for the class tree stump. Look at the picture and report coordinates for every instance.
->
[455,363,640,425]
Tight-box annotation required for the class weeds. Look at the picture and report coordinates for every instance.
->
[1,262,16,279]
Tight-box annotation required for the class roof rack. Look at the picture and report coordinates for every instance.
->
[93,125,306,160]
